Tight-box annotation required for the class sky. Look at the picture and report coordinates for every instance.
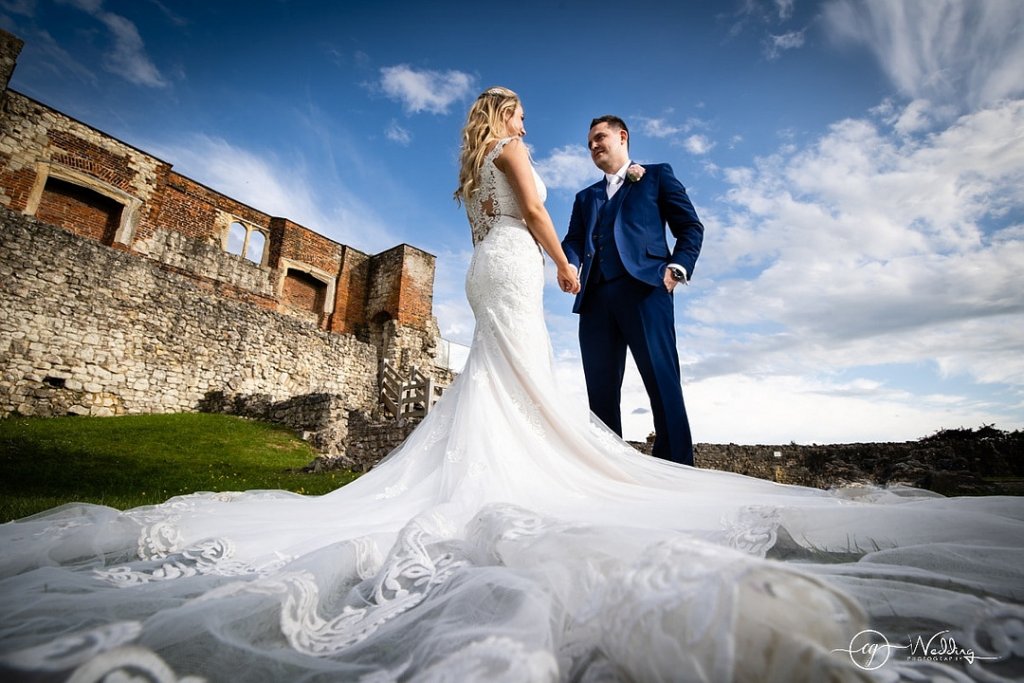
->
[2,0,1022,444]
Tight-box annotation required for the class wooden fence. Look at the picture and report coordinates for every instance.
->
[380,359,440,422]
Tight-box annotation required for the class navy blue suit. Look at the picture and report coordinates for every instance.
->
[562,163,703,465]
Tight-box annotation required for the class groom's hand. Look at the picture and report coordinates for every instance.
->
[663,263,688,293]
[663,267,678,293]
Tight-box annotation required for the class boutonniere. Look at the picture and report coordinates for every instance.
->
[625,164,646,183]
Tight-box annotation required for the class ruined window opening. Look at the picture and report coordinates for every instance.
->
[283,268,328,315]
[25,162,142,246]
[226,221,247,255]
[36,177,123,245]
[245,230,265,263]
[225,220,266,265]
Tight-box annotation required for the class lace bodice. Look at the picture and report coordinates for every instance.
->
[466,137,547,246]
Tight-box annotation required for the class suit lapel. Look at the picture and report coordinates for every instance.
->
[586,181,605,241]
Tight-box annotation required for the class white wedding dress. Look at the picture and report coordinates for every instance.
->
[1,137,1022,682]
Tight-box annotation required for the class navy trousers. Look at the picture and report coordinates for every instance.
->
[579,275,694,466]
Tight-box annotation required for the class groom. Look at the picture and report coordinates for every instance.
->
[561,116,703,466]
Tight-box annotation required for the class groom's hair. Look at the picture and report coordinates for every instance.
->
[590,115,629,148]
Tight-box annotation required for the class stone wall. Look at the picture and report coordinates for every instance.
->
[198,391,352,457]
[134,224,278,301]
[0,208,378,420]
[338,410,420,472]
[630,426,1024,496]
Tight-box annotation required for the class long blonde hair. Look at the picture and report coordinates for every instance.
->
[453,86,520,205]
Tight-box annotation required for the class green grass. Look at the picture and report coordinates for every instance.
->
[0,413,360,522]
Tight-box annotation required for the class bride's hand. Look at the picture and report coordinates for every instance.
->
[557,263,580,294]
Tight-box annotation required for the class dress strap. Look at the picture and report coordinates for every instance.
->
[486,136,517,162]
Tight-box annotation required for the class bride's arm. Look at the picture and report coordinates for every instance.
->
[495,138,580,293]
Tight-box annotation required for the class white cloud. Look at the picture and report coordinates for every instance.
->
[55,0,168,87]
[379,65,474,115]
[97,11,167,87]
[683,134,715,155]
[147,0,188,27]
[728,0,796,38]
[689,98,1024,414]
[148,134,397,252]
[636,116,714,151]
[685,373,1015,444]
[639,117,689,138]
[765,29,805,60]
[890,98,931,135]
[533,144,599,191]
[385,120,411,145]
[823,0,1024,107]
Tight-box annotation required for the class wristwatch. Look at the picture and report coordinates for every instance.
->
[667,265,686,282]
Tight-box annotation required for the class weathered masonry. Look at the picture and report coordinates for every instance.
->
[0,30,453,459]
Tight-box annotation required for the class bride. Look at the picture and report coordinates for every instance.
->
[1,87,1022,683]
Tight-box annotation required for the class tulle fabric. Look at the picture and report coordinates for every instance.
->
[2,222,1023,682]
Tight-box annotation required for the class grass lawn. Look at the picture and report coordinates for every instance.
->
[0,413,360,522]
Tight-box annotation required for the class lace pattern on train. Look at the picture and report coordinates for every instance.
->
[7,501,1023,681]
[192,515,471,656]
[94,493,294,586]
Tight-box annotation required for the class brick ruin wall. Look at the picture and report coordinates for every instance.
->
[0,29,453,456]
[0,86,441,340]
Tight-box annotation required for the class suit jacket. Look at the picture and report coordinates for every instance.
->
[561,163,704,314]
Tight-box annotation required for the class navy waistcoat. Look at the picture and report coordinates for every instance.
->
[592,190,628,282]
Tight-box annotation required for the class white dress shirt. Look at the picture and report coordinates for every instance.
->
[605,160,630,199]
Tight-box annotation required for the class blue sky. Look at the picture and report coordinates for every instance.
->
[3,0,1022,444]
